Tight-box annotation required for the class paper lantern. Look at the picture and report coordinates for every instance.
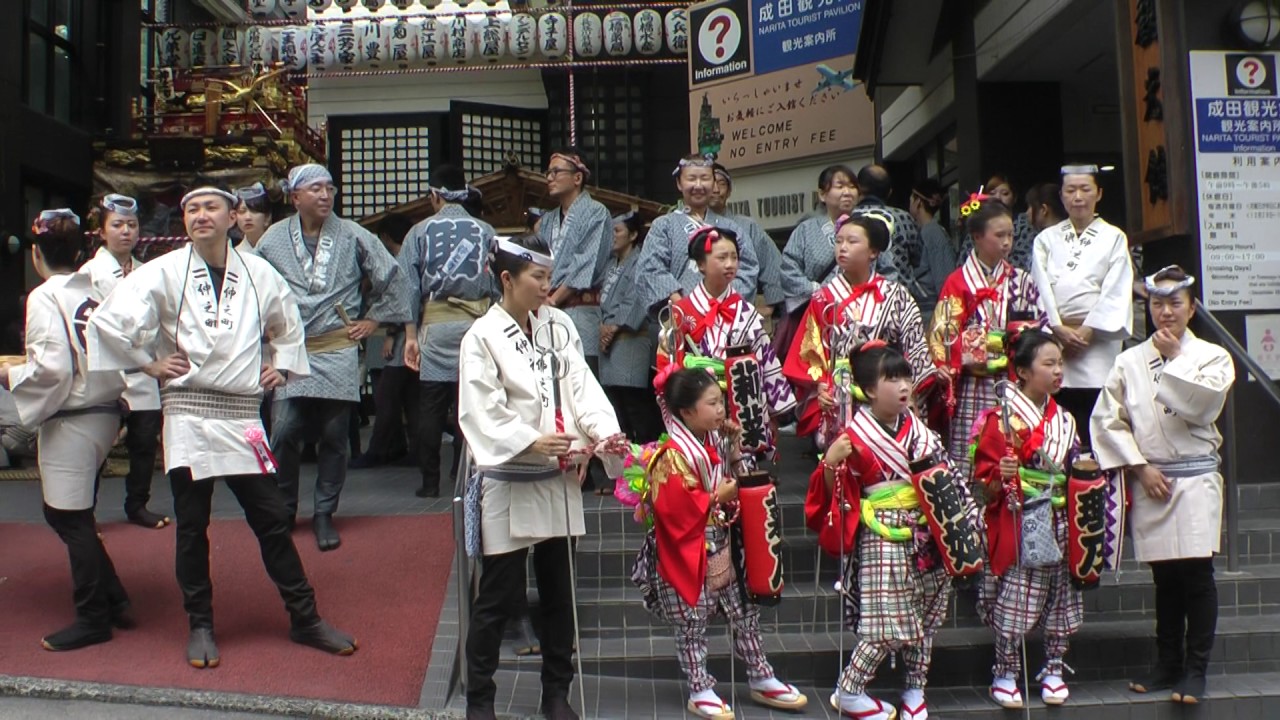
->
[357,19,388,68]
[417,17,447,64]
[385,17,417,69]
[603,12,632,57]
[275,25,308,70]
[475,16,506,62]
[335,0,359,10]
[445,15,472,63]
[278,0,307,18]
[633,9,662,56]
[243,25,276,66]
[573,12,603,58]
[306,22,335,71]
[188,28,217,67]
[361,0,384,10]
[157,28,189,68]
[664,9,688,55]
[507,13,536,60]
[334,21,359,69]
[307,0,334,12]
[538,12,567,60]
[248,0,277,16]
[216,27,243,66]
[390,0,415,9]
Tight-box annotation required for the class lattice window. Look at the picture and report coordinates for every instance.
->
[545,70,650,195]
[336,124,432,220]
[458,111,543,179]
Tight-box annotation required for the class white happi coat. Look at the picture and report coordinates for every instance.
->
[82,247,161,412]
[459,304,622,555]
[1091,331,1234,562]
[9,272,126,509]
[87,242,310,481]
[1031,217,1134,388]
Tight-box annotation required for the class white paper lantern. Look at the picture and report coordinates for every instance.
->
[664,9,688,55]
[445,15,471,63]
[361,0,384,10]
[417,17,447,64]
[474,17,506,62]
[386,17,417,69]
[335,0,359,10]
[356,19,388,68]
[507,13,536,60]
[188,28,217,67]
[278,0,307,19]
[334,21,360,69]
[602,11,632,57]
[243,25,277,65]
[307,0,334,12]
[157,28,189,68]
[390,0,415,9]
[538,12,567,60]
[633,9,661,56]
[216,27,243,66]
[275,25,308,70]
[573,12,603,58]
[248,0,277,16]
[307,22,335,71]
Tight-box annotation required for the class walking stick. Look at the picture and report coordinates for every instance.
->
[994,379,1032,720]
[533,317,588,717]
[815,303,854,635]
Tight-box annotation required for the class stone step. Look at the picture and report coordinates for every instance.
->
[568,564,1280,638]
[484,668,1280,719]
[502,615,1280,690]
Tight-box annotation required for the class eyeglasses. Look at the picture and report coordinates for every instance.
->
[546,167,577,179]
[102,194,139,216]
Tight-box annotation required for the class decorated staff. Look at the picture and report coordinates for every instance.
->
[805,341,974,720]
[972,331,1085,709]
[632,367,807,720]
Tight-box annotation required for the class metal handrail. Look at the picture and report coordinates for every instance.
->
[1192,300,1280,572]
[451,442,477,697]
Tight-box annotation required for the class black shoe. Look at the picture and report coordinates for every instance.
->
[111,600,137,630]
[465,706,498,720]
[541,695,580,720]
[313,513,341,551]
[289,619,358,655]
[41,620,112,651]
[126,507,172,529]
[1130,663,1182,694]
[1173,672,1207,704]
[415,487,440,499]
[187,627,220,668]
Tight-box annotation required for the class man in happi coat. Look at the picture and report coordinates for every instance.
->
[256,164,412,550]
[87,187,357,668]
[1030,165,1133,446]
[400,165,495,499]
[710,163,787,317]
[537,149,614,374]
[853,165,911,283]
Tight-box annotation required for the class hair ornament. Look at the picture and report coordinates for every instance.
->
[960,187,990,217]
[851,207,895,236]
[855,338,889,354]
[691,226,721,253]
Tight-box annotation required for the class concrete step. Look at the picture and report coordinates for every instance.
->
[502,615,1280,690]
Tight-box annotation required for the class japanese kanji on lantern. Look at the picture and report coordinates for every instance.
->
[573,12,604,59]
[604,11,633,57]
[507,13,536,60]
[190,28,218,68]
[538,12,568,60]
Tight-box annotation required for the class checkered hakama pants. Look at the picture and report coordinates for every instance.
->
[979,506,1084,678]
[838,508,952,694]
[948,373,998,483]
[634,526,775,693]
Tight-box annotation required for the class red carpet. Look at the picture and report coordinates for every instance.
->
[0,514,454,707]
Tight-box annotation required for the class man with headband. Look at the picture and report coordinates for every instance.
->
[398,164,495,499]
[256,163,411,550]
[537,149,613,374]
[87,186,358,667]
[1030,164,1134,445]
[1092,265,1233,705]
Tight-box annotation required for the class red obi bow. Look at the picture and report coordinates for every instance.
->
[689,297,738,342]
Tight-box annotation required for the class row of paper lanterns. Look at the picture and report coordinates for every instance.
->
[159,10,688,71]
[250,0,552,14]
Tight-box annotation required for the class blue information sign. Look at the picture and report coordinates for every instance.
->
[750,0,863,76]
[1195,97,1280,153]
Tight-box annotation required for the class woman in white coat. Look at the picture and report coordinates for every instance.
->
[1,210,131,651]
[1092,265,1234,705]
[458,234,624,720]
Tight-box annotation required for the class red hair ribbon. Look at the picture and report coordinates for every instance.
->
[834,213,852,233]
[691,226,721,253]
[857,339,889,353]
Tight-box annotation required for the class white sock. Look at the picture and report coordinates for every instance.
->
[691,688,725,707]
[902,688,925,706]
[837,691,881,713]
[749,676,789,693]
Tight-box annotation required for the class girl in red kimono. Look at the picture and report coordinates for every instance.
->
[784,211,943,448]
[657,227,795,465]
[632,368,807,719]
[807,342,962,720]
[972,331,1083,709]
[927,199,1046,481]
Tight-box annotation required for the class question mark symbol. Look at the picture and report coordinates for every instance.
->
[1245,59,1261,85]
[709,15,731,59]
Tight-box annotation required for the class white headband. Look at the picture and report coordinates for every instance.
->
[283,164,334,193]
[495,236,553,268]
[1145,265,1196,297]
[1061,164,1099,176]
[672,155,716,177]
[431,185,480,203]
[180,187,239,211]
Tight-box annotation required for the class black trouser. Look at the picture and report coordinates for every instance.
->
[467,538,576,709]
[1150,557,1218,677]
[169,468,319,630]
[123,410,162,517]
[43,504,128,628]
[1055,387,1101,449]
[604,386,664,444]
[272,397,352,517]
[419,381,459,495]
[366,366,419,460]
